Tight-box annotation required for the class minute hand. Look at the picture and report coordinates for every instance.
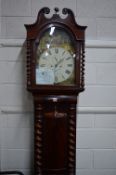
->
[55,58,65,67]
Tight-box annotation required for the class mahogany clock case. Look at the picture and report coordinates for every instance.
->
[25,7,87,175]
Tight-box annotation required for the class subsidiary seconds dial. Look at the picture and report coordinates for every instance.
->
[36,47,74,85]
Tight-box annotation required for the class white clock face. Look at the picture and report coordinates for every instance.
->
[36,47,75,85]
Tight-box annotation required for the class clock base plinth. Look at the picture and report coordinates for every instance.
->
[34,95,77,175]
[35,168,75,175]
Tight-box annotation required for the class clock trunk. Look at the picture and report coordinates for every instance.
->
[34,95,77,175]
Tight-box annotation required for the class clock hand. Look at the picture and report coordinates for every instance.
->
[55,58,65,68]
[54,57,57,62]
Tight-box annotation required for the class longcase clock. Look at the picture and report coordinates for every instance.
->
[25,7,87,175]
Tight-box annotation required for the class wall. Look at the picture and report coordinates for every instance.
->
[0,0,116,175]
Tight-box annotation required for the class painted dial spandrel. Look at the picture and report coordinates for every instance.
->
[36,27,76,85]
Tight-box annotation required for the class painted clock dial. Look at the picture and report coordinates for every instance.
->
[36,27,76,85]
